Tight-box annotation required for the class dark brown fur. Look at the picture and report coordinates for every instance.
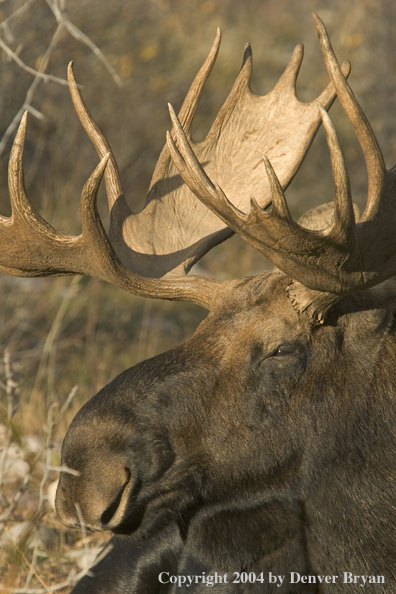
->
[56,272,396,592]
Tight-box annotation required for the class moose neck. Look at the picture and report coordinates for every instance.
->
[301,312,396,588]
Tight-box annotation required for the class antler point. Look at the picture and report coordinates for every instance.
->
[294,43,304,56]
[312,12,322,26]
[67,62,77,86]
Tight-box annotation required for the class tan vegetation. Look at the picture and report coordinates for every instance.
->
[0,0,395,590]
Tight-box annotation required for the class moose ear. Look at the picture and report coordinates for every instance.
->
[287,281,341,324]
[288,276,396,332]
[185,500,303,570]
[286,202,362,324]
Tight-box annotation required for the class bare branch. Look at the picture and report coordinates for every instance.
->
[0,21,65,155]
[0,474,30,536]
[0,37,69,85]
[45,0,123,86]
[0,0,37,38]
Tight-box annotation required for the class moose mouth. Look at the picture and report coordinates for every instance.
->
[98,471,199,537]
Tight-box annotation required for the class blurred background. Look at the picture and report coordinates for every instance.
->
[0,0,395,589]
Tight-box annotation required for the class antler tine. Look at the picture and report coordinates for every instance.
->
[204,40,253,145]
[8,112,57,235]
[259,157,292,221]
[167,105,217,199]
[67,62,129,229]
[79,154,112,249]
[0,109,220,307]
[168,89,370,295]
[317,58,351,108]
[72,153,127,280]
[272,44,304,96]
[167,104,247,225]
[168,17,396,303]
[316,102,356,244]
[78,153,219,303]
[267,41,351,109]
[177,28,221,135]
[8,111,29,219]
[313,13,386,218]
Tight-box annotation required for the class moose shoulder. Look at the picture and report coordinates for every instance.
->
[1,13,396,594]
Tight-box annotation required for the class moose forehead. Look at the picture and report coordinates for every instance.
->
[198,271,308,356]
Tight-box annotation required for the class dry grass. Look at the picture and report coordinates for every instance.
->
[0,273,207,590]
[0,351,109,591]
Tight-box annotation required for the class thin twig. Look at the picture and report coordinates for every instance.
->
[30,277,80,405]
[0,349,19,489]
[24,403,56,589]
[0,0,123,156]
[0,20,65,155]
[3,527,50,590]
[0,37,69,85]
[63,19,123,86]
[0,0,37,39]
[74,502,90,572]
[54,385,78,423]
[47,464,80,476]
[0,473,31,535]
[45,0,123,86]
[0,543,113,592]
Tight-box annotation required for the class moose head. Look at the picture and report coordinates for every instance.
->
[2,14,396,593]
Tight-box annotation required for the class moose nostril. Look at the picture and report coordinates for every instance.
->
[100,469,131,526]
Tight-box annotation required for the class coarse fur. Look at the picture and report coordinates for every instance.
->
[58,272,396,593]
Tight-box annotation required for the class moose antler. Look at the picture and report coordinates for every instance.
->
[0,113,217,307]
[0,28,346,308]
[167,16,396,303]
[69,30,347,279]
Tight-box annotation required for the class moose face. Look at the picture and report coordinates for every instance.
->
[55,267,396,592]
[55,272,312,538]
[56,269,396,562]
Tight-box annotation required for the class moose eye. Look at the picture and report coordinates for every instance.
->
[257,344,297,365]
[267,343,303,360]
[273,348,288,357]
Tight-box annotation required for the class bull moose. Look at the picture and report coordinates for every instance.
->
[1,13,396,593]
